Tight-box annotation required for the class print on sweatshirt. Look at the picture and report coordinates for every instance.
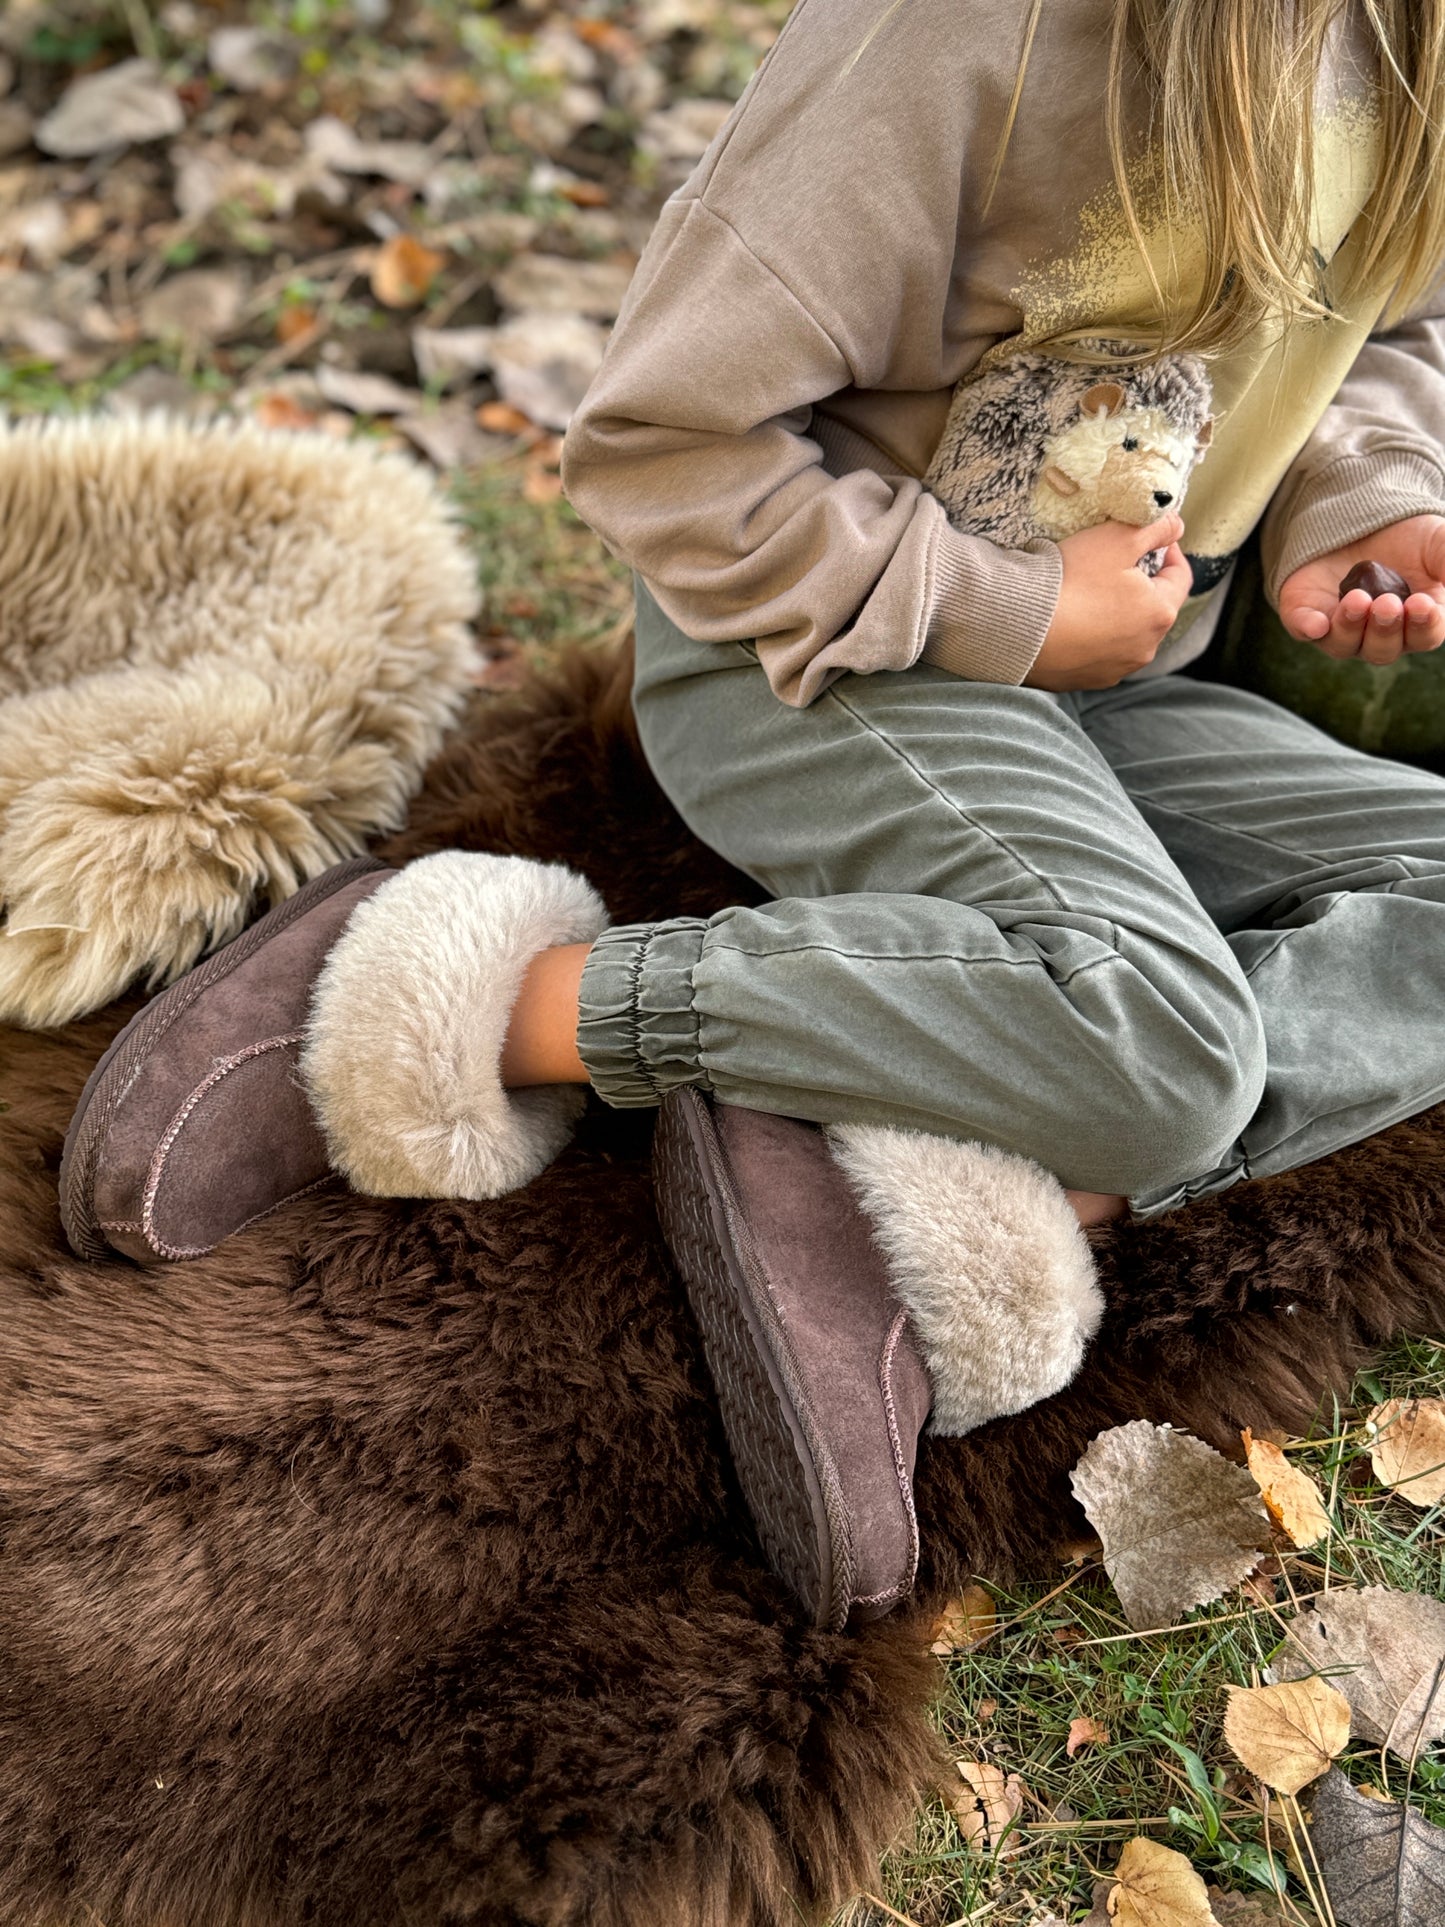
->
[562,0,1445,706]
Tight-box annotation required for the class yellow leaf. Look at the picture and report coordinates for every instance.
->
[1067,1715,1111,1757]
[1243,1430,1331,1548]
[1367,1399,1445,1509]
[946,1759,1025,1857]
[929,1584,996,1656]
[1223,1678,1350,1795]
[370,234,446,309]
[1106,1837,1219,1927]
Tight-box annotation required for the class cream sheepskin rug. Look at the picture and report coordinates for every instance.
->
[0,415,480,1029]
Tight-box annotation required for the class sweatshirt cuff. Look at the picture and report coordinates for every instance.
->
[918,524,1063,684]
[1263,449,1445,607]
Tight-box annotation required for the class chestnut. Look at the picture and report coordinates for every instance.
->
[1338,559,1411,601]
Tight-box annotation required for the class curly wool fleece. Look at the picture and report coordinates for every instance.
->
[0,415,480,1029]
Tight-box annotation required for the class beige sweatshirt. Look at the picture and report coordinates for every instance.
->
[561,0,1445,707]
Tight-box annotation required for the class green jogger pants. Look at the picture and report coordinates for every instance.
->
[575,575,1445,1216]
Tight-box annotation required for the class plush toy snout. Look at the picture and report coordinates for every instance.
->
[1031,382,1213,547]
[1095,439,1190,527]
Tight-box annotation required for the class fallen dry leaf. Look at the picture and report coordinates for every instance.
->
[0,99,32,160]
[1223,1677,1350,1794]
[929,1584,996,1656]
[1243,1430,1331,1548]
[977,1696,998,1720]
[279,310,322,352]
[522,464,566,505]
[396,404,512,472]
[486,310,608,431]
[476,400,538,436]
[639,96,735,165]
[1368,1398,1445,1509]
[36,59,184,157]
[946,1760,1024,1857]
[412,324,496,388]
[251,392,323,433]
[315,366,417,416]
[104,368,220,422]
[139,269,246,345]
[1066,1715,1111,1757]
[1206,1890,1287,1926]
[306,115,435,190]
[1271,1585,1445,1761]
[1103,1837,1219,1927]
[491,251,635,320]
[1058,1534,1104,1566]
[208,25,295,91]
[508,83,605,158]
[371,234,446,309]
[1070,1422,1271,1630]
[559,177,611,207]
[1309,1766,1445,1927]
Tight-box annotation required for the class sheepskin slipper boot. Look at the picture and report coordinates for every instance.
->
[0,415,480,1031]
[62,850,608,1265]
[299,849,608,1199]
[825,1121,1106,1437]
[652,1089,1103,1630]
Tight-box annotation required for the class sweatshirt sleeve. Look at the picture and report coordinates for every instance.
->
[1259,258,1445,608]
[559,0,1063,709]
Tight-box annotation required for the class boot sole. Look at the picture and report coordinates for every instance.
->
[59,855,388,1263]
[652,1089,856,1631]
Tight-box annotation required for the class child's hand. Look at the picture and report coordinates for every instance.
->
[1278,515,1445,664]
[1025,511,1192,691]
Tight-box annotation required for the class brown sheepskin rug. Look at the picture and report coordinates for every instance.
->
[3,643,1445,1927]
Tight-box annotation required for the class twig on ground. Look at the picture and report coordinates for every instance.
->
[858,1892,922,1927]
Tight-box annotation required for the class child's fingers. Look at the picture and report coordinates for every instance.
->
[1152,541,1193,604]
[1130,509,1184,560]
[1357,594,1407,666]
[1403,592,1445,653]
[1312,587,1372,659]
[1279,585,1333,639]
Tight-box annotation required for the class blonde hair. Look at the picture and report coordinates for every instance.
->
[856,0,1445,367]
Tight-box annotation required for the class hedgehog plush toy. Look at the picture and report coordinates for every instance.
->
[924,337,1214,575]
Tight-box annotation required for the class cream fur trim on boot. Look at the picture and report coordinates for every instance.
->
[300,851,608,1200]
[824,1123,1104,1435]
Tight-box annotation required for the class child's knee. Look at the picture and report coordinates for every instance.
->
[1083,968,1267,1196]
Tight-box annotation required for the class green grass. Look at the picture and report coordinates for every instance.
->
[837,1338,1445,1927]
[449,456,633,664]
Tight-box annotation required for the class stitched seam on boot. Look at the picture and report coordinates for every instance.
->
[854,1312,920,1608]
[143,1032,311,1260]
[143,1172,335,1263]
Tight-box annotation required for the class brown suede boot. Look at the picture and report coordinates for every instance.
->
[652,1088,1103,1631]
[654,1089,932,1632]
[62,856,394,1264]
[62,850,610,1264]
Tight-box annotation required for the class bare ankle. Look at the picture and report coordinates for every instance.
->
[1066,1188,1128,1228]
[500,942,592,1087]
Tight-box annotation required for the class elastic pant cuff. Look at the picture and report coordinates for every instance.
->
[576,918,712,1109]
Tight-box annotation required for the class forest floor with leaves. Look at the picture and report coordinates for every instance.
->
[2,6,1444,1925]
